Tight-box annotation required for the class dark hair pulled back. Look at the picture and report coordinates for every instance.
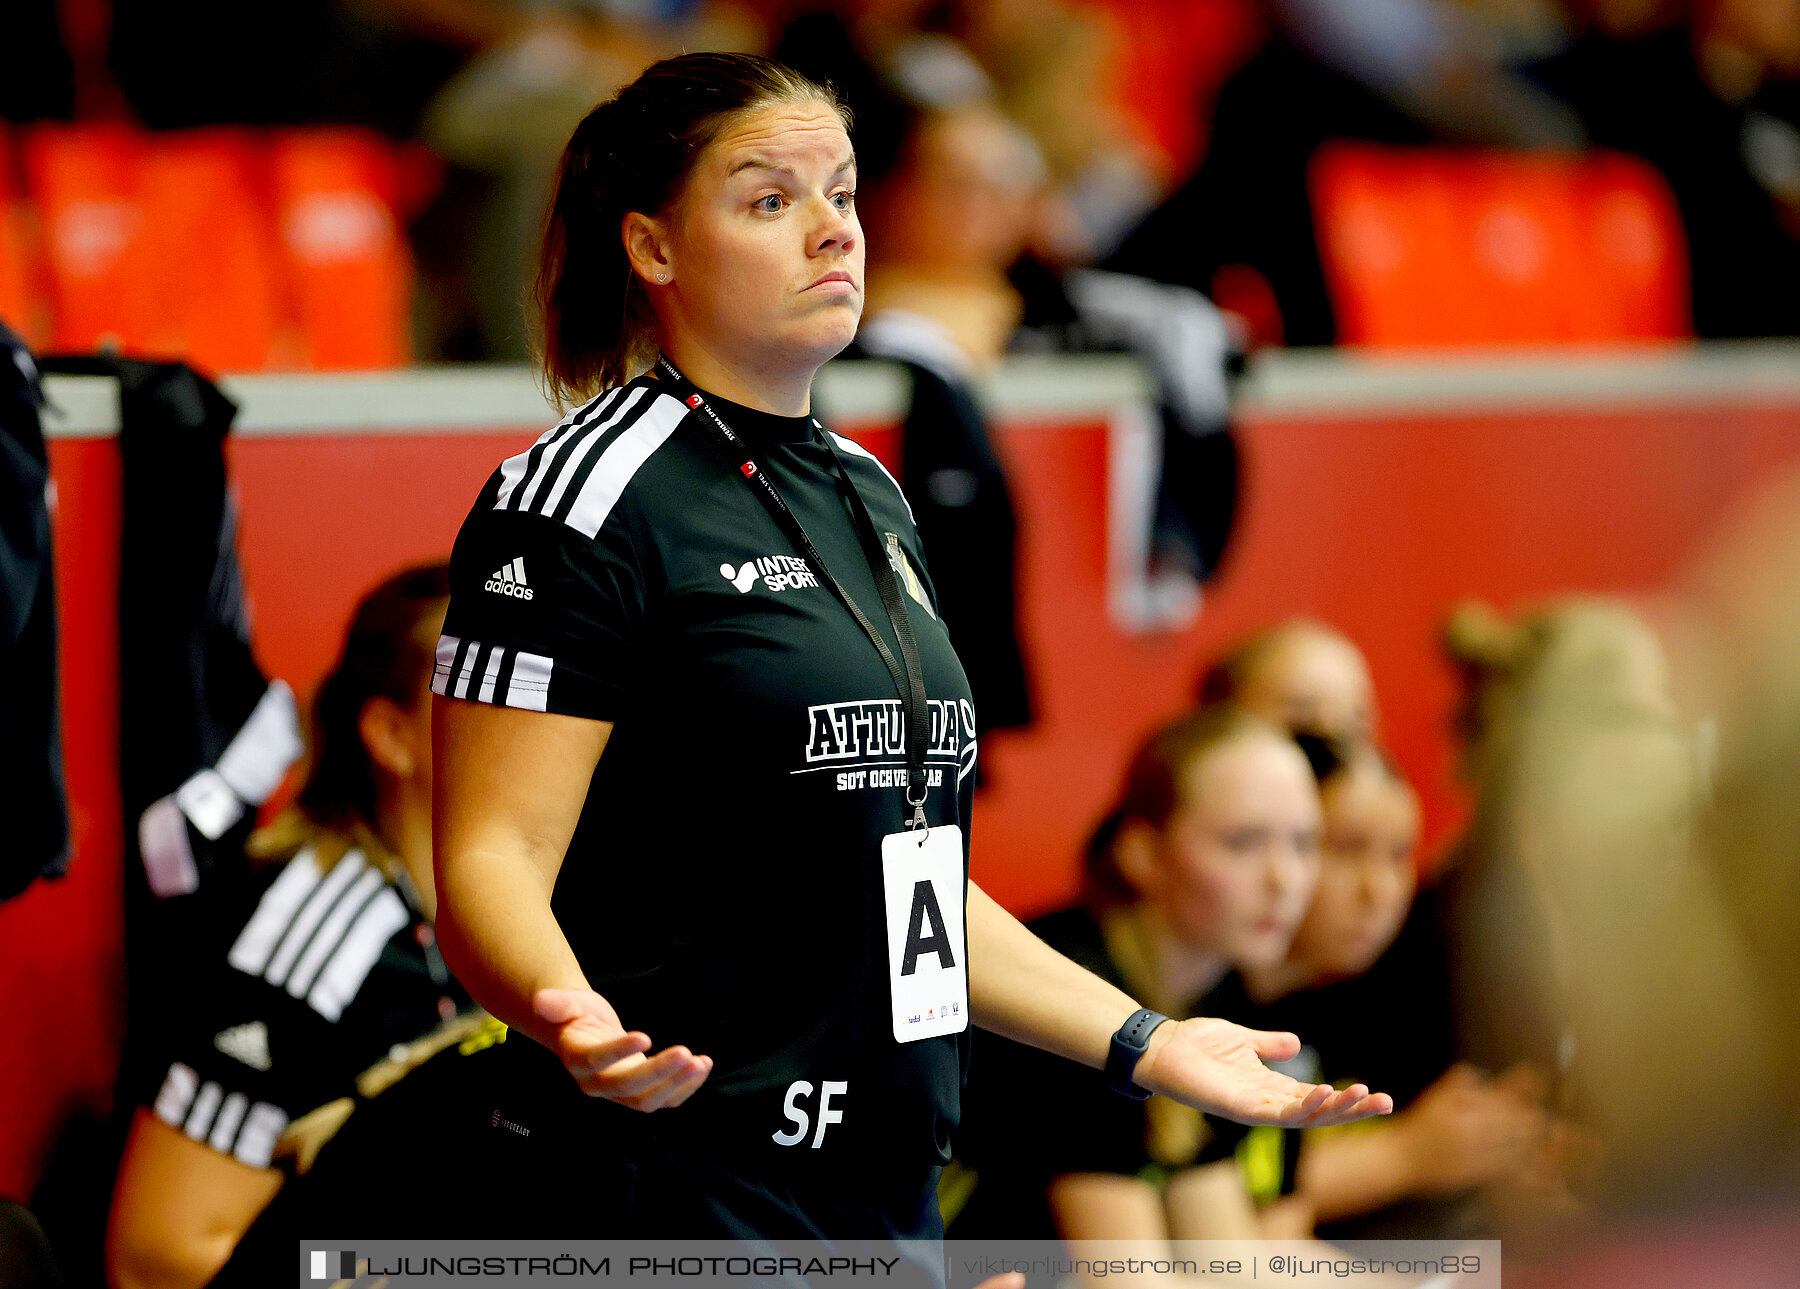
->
[536,52,850,407]
[295,562,450,836]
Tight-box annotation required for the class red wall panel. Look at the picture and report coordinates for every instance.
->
[8,380,1800,1201]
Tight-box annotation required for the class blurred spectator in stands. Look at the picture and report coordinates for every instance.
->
[102,0,756,360]
[850,102,1041,737]
[414,1,760,358]
[943,0,1166,265]
[1105,0,1579,346]
[778,0,1167,266]
[1529,0,1800,337]
[1198,617,1378,744]
[1236,736,1551,1241]
[109,0,458,133]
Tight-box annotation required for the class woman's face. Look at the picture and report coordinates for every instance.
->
[653,99,863,383]
[1149,735,1323,968]
[1287,763,1419,979]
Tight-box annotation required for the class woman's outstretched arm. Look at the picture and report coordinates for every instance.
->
[432,697,710,1108]
[965,881,1390,1128]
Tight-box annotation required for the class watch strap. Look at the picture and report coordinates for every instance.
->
[1104,1007,1170,1100]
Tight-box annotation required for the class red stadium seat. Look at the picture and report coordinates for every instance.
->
[0,125,49,347]
[137,130,294,373]
[1310,144,1690,349]
[24,123,156,355]
[1575,150,1690,341]
[1309,145,1465,347]
[271,129,413,370]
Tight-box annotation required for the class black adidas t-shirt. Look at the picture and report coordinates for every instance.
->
[436,372,978,1175]
[141,839,469,1169]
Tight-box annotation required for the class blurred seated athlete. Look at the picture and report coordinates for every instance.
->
[203,1015,510,1286]
[1234,737,1549,1240]
[949,707,1324,1242]
[1198,617,1377,744]
[105,564,475,1289]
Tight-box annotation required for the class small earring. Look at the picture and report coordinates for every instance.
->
[655,271,668,283]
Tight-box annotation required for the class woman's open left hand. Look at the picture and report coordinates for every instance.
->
[1132,1016,1393,1128]
[533,988,713,1111]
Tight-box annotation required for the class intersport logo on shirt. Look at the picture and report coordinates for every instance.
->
[720,555,819,594]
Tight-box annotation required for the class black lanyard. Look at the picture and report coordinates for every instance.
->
[655,355,933,828]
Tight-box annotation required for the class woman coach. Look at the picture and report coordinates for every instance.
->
[430,51,1389,1240]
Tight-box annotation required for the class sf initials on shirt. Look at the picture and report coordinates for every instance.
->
[772,1079,848,1149]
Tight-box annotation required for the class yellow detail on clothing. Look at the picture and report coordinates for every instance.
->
[459,1016,510,1056]
[936,1158,979,1225]
[1236,1125,1285,1203]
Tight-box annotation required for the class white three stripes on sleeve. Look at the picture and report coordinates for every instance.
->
[152,1062,291,1168]
[433,636,553,712]
[492,387,619,510]
[562,394,689,538]
[492,390,687,536]
[224,845,417,1020]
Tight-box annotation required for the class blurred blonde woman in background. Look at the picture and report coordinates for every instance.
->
[950,707,1329,1242]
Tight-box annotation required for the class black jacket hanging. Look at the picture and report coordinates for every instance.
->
[0,318,71,902]
[845,321,1036,735]
[37,355,304,1102]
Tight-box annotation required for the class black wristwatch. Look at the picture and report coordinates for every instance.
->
[1104,1007,1170,1100]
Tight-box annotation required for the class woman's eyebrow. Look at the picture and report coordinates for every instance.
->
[726,154,858,179]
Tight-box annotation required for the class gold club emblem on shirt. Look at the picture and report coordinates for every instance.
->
[885,533,936,619]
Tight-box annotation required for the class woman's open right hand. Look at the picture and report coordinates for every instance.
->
[532,988,713,1110]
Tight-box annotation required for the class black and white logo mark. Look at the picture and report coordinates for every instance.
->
[720,561,760,593]
[214,1020,272,1071]
[485,558,534,600]
[720,555,818,594]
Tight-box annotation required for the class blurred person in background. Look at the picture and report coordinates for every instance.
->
[1232,737,1551,1242]
[1436,478,1800,1284]
[1415,596,1684,1240]
[1197,617,1379,744]
[410,0,763,359]
[104,0,759,362]
[1105,0,1580,346]
[941,0,1168,265]
[781,6,1251,613]
[849,101,1043,740]
[775,0,1165,267]
[949,708,1330,1242]
[104,565,475,1289]
[1528,0,1800,337]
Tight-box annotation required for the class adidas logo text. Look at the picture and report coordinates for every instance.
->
[485,557,534,600]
